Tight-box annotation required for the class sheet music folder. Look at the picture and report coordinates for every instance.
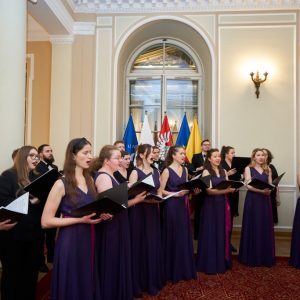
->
[272,172,285,186]
[0,192,29,223]
[232,157,251,175]
[177,175,211,191]
[71,182,128,217]
[213,180,244,190]
[24,168,61,201]
[247,178,274,190]
[128,173,155,199]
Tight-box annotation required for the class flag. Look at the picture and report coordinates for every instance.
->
[185,118,202,163]
[123,115,138,154]
[139,114,154,145]
[157,114,173,160]
[176,113,190,146]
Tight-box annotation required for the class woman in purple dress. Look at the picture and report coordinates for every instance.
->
[159,145,196,283]
[239,148,275,267]
[289,172,300,268]
[41,138,105,300]
[128,144,164,297]
[196,149,235,274]
[92,145,146,300]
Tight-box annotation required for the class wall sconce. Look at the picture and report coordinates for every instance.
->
[250,71,268,98]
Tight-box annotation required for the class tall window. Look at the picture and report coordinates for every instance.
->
[126,39,202,142]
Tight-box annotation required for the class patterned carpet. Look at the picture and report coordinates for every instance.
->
[36,257,300,300]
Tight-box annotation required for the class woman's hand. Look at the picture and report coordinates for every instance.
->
[262,188,271,196]
[227,168,237,176]
[29,197,40,205]
[0,219,17,231]
[100,213,113,221]
[80,213,103,224]
[225,187,236,194]
[193,188,201,195]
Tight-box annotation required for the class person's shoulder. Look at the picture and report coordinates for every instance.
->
[1,167,17,178]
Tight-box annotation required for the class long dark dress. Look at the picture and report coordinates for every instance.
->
[239,168,275,267]
[196,175,232,274]
[289,196,300,268]
[269,164,279,224]
[221,160,240,218]
[94,172,133,300]
[128,168,164,297]
[51,179,96,300]
[162,167,196,282]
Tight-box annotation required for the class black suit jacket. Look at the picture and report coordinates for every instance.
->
[0,168,43,241]
[36,160,58,175]
[188,153,206,174]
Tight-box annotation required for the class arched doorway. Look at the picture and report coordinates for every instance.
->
[115,18,214,141]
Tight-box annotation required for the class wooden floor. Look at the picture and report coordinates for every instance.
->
[231,229,291,257]
[193,229,292,257]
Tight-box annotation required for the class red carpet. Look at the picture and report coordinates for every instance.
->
[36,258,300,300]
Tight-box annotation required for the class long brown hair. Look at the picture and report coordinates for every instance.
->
[203,148,225,177]
[135,144,152,167]
[90,145,119,174]
[164,146,184,167]
[249,148,269,174]
[63,138,96,198]
[14,145,38,187]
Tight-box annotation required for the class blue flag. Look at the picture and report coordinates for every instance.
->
[123,115,138,154]
[176,114,190,146]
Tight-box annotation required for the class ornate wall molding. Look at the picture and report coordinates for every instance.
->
[67,0,300,14]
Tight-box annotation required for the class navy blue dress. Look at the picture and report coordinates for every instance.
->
[128,168,164,296]
[162,167,196,282]
[51,179,96,300]
[239,168,275,267]
[289,196,300,268]
[196,175,232,274]
[94,172,133,300]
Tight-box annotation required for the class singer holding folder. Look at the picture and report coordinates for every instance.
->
[92,145,146,300]
[128,144,164,297]
[41,138,107,300]
[0,146,42,300]
[159,145,196,283]
[196,149,235,275]
[239,148,275,267]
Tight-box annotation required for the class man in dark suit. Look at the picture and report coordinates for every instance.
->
[190,139,211,240]
[151,146,165,173]
[36,144,58,272]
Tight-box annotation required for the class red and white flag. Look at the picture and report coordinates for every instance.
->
[157,115,173,160]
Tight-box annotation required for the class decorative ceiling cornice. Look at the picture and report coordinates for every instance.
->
[67,0,300,14]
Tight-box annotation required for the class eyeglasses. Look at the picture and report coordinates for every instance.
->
[28,154,40,160]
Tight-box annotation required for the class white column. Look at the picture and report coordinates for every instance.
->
[49,38,73,169]
[0,1,27,170]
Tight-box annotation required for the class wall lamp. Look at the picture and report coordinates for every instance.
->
[250,71,268,98]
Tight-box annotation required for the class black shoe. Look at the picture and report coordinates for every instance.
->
[39,263,49,273]
[231,244,237,253]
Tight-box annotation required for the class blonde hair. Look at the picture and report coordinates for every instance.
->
[249,148,269,174]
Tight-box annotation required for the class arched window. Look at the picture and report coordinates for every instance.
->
[126,39,203,142]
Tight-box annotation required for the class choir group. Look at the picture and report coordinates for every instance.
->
[0,138,300,300]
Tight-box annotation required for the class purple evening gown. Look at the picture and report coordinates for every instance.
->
[162,167,196,283]
[239,167,275,267]
[94,172,133,300]
[51,179,96,300]
[289,196,300,268]
[196,175,232,274]
[128,168,164,297]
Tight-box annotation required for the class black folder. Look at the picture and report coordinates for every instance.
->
[145,190,185,203]
[71,182,128,217]
[232,157,251,175]
[213,180,244,190]
[24,168,61,201]
[247,178,274,190]
[128,173,155,199]
[177,175,211,191]
[272,172,285,186]
[0,192,29,223]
